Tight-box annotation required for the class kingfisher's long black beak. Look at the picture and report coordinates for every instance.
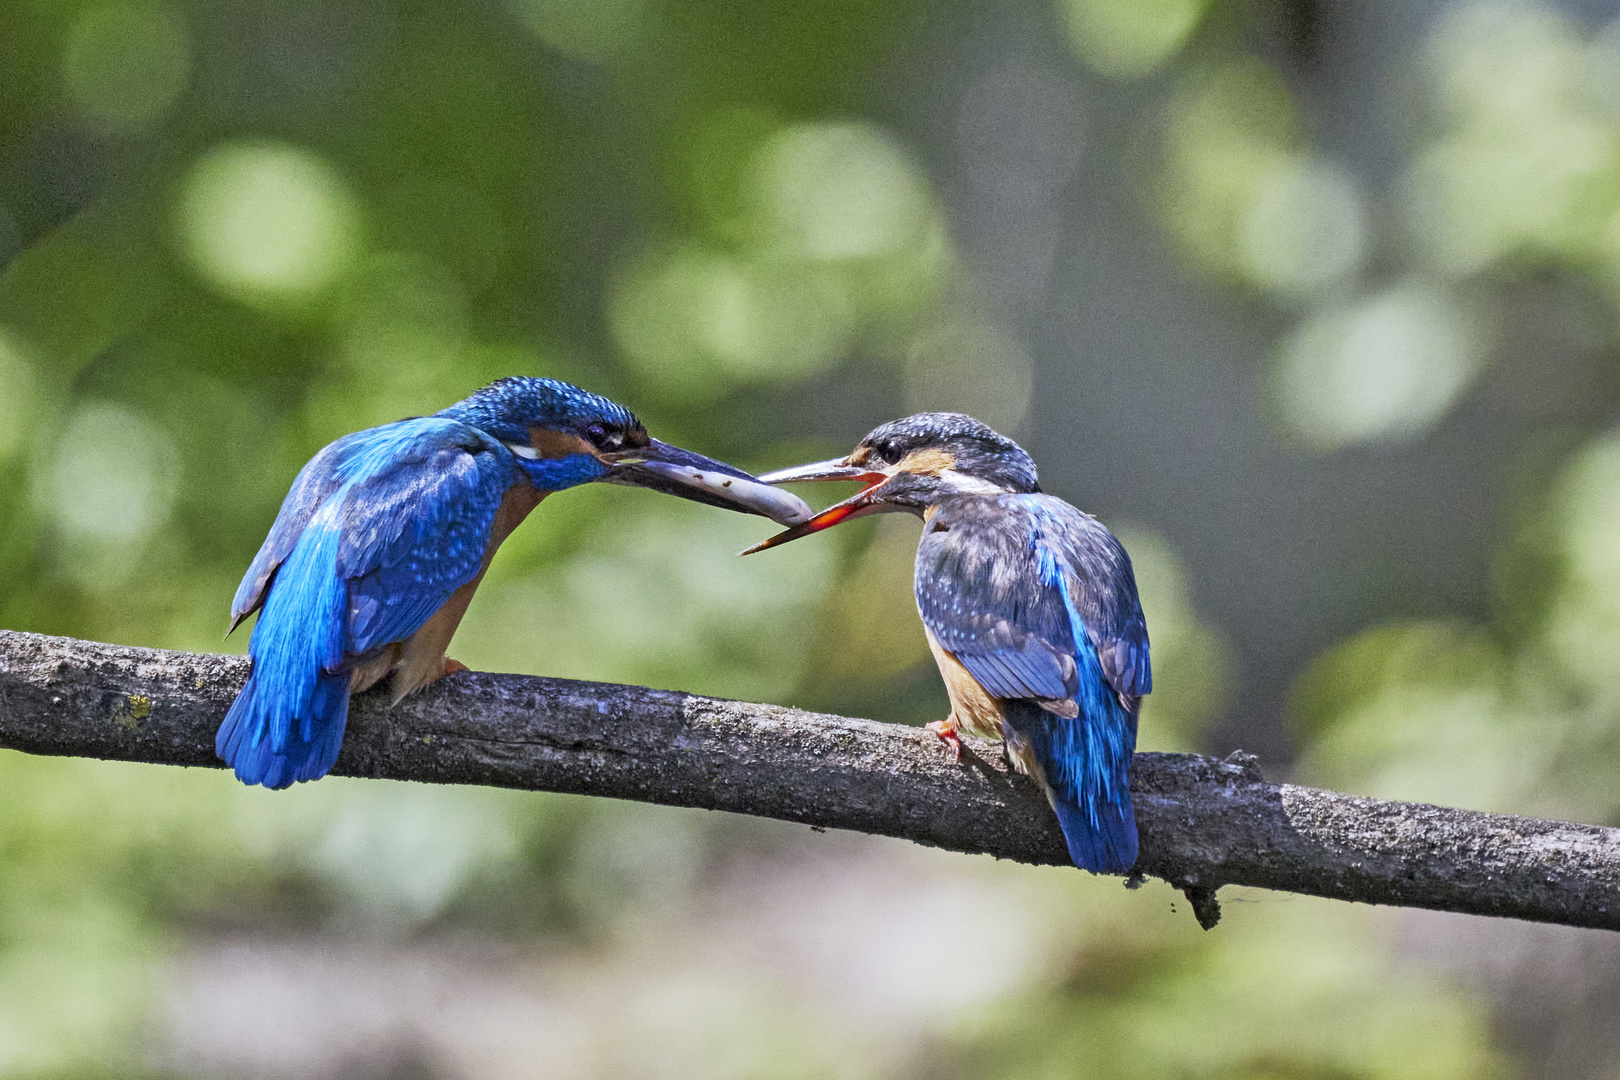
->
[740,458,895,554]
[600,439,814,526]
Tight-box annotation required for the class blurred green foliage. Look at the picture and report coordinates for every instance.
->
[2,0,1620,1075]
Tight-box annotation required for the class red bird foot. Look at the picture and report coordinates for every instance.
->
[924,719,963,763]
[427,657,470,687]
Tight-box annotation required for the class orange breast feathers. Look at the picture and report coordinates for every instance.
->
[923,626,1006,741]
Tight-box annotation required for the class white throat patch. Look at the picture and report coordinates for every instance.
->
[937,468,1008,496]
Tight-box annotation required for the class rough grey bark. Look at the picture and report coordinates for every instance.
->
[2,628,1618,931]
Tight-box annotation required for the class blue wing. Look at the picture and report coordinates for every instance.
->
[914,493,1150,872]
[219,417,514,788]
[334,422,513,655]
[915,494,1150,709]
[231,436,354,631]
[232,419,513,646]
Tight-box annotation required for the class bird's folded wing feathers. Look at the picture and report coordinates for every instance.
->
[335,424,514,656]
[230,435,365,630]
[947,620,1075,703]
[915,495,1150,706]
[230,418,515,656]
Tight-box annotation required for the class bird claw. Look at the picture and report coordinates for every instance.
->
[924,719,963,764]
[428,657,470,686]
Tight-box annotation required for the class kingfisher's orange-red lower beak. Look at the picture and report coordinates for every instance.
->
[740,458,893,555]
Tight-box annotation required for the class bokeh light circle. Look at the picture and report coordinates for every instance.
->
[1274,282,1484,451]
[1058,0,1211,79]
[904,318,1034,435]
[63,2,190,131]
[176,141,362,306]
[754,122,934,262]
[1242,156,1367,296]
[44,401,179,546]
[504,0,644,62]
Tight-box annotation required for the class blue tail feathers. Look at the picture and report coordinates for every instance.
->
[1008,539,1140,873]
[217,668,351,789]
[1003,697,1139,874]
[1049,783,1138,874]
[219,503,352,789]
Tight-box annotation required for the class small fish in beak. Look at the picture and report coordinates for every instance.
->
[602,440,815,526]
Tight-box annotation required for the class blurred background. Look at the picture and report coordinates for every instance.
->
[4,0,1620,1074]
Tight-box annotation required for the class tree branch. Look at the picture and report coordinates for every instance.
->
[2,628,1617,931]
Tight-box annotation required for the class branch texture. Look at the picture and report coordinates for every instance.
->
[2,629,1618,931]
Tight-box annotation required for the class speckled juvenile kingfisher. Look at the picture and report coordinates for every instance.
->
[745,413,1150,873]
[220,376,812,790]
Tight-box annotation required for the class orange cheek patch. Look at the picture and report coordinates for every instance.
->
[899,447,956,475]
[527,426,597,460]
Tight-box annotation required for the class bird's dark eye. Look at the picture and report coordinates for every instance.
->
[584,422,625,451]
[875,442,903,465]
